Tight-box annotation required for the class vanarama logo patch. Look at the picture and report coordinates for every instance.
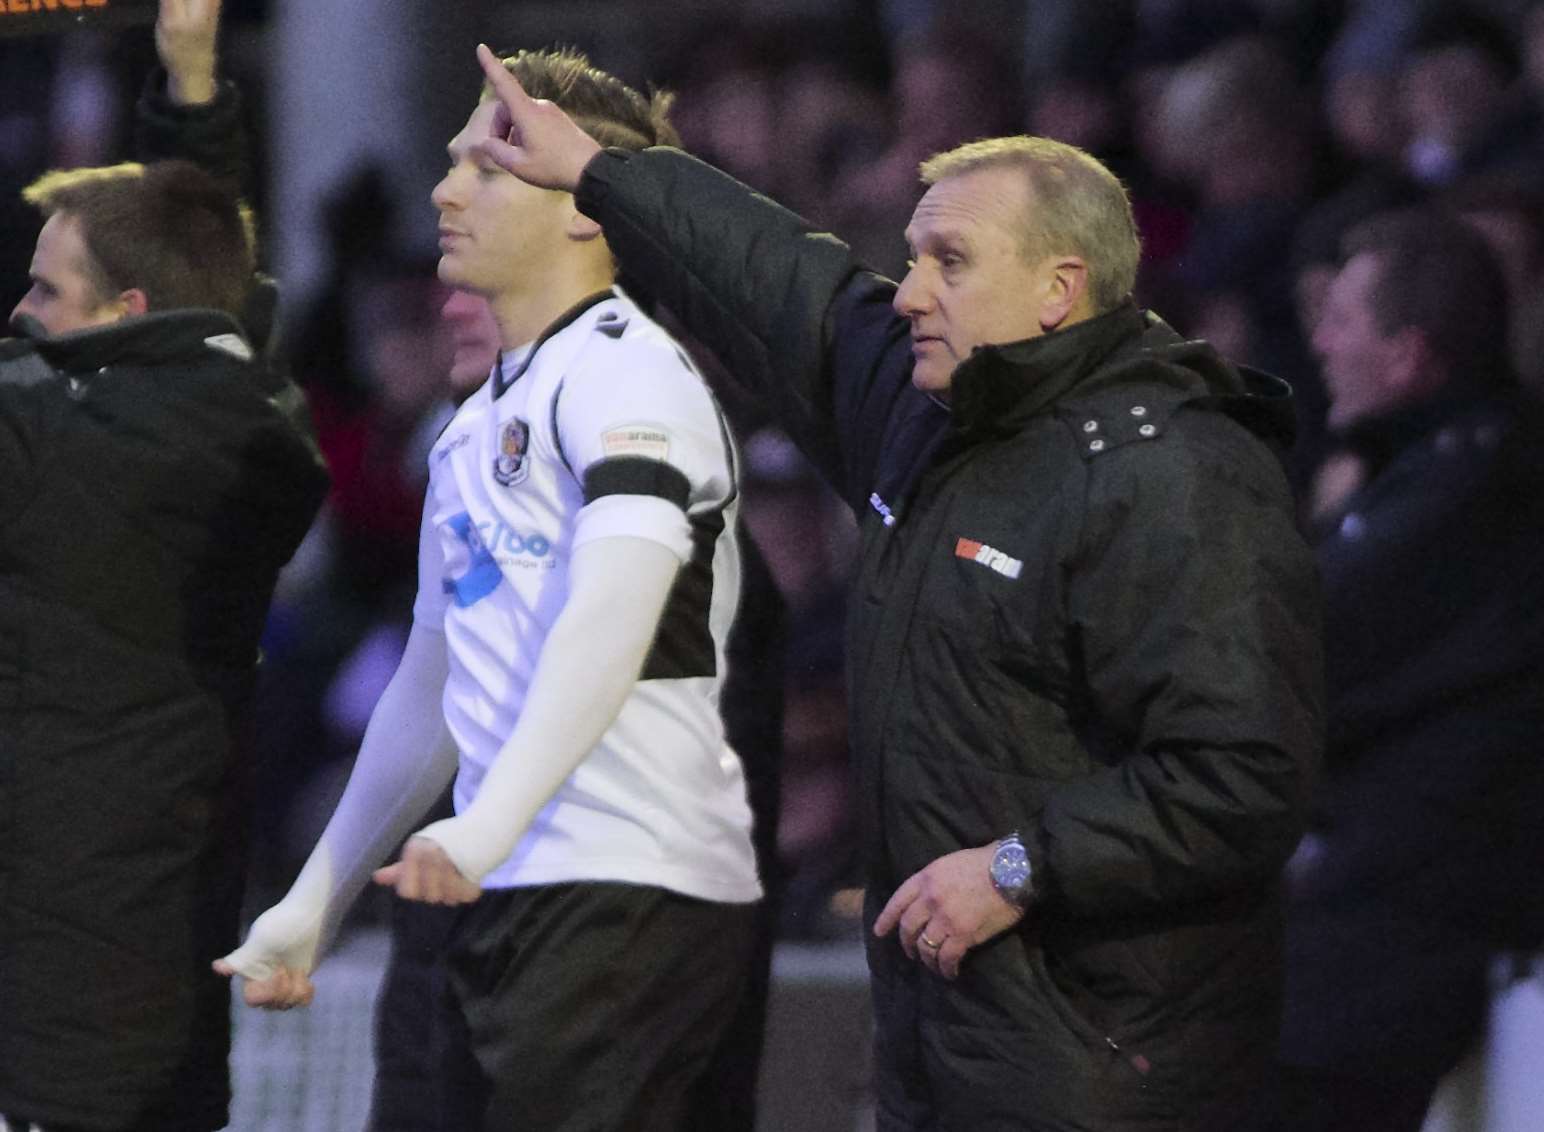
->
[955,537,1023,580]
[602,425,670,461]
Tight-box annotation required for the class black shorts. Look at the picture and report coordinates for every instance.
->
[432,882,759,1132]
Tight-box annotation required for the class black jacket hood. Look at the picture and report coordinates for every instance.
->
[951,299,1300,453]
[20,309,252,373]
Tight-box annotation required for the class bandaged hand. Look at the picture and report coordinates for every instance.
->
[213,897,323,1009]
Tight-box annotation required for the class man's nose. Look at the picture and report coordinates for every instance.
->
[893,266,933,318]
[1309,322,1333,361]
[431,170,464,212]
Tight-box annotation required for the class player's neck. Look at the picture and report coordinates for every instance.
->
[489,259,615,350]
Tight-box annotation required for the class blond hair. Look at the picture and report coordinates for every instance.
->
[920,136,1141,311]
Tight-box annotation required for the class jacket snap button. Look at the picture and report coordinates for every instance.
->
[1089,438,1106,452]
[1130,405,1148,417]
[1139,424,1157,437]
[1083,420,1099,433]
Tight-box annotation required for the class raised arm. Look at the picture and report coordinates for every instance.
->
[157,0,220,107]
[135,0,250,190]
[470,45,921,511]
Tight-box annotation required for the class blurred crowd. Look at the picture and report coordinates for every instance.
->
[3,0,1543,954]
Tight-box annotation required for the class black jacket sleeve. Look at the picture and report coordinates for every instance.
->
[577,147,923,512]
[1041,404,1323,916]
[134,70,251,194]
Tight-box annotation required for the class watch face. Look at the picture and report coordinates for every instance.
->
[992,841,1031,896]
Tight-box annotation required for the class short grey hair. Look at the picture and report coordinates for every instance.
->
[919,136,1141,312]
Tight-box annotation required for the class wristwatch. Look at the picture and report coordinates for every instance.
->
[989,831,1035,909]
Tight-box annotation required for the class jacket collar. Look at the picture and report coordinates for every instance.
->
[944,300,1299,453]
[947,300,1148,438]
[1333,385,1493,479]
[25,309,251,374]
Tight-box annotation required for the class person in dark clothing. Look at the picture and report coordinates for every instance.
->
[0,159,327,1132]
[1272,209,1544,1132]
[474,47,1322,1132]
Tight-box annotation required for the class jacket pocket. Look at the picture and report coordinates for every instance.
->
[1030,934,1183,1116]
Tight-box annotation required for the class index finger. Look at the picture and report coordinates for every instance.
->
[476,43,535,111]
[873,874,921,937]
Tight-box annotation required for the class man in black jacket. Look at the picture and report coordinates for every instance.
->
[471,49,1322,1131]
[0,160,328,1131]
[1273,209,1544,1132]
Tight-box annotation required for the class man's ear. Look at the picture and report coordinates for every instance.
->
[117,288,149,319]
[1037,256,1090,332]
[567,211,604,243]
[1386,326,1444,399]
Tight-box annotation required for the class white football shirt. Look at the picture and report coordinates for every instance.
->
[413,290,760,902]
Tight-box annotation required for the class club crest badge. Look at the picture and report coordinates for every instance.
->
[492,417,532,486]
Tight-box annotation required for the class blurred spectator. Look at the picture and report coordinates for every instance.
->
[666,26,781,194]
[665,19,888,225]
[740,429,859,940]
[1149,34,1319,382]
[1443,176,1544,394]
[828,23,1020,275]
[1274,208,1544,1132]
[1020,1,1136,85]
[1399,8,1544,187]
[771,48,888,223]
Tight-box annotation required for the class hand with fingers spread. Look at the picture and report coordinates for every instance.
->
[873,845,1026,980]
[471,43,603,193]
[373,833,483,906]
[212,898,322,1010]
[156,0,222,106]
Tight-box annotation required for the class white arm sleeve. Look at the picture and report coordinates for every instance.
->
[219,620,459,979]
[414,527,681,882]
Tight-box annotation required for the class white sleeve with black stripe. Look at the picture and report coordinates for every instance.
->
[556,332,731,559]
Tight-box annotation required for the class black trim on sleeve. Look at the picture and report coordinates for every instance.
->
[582,456,692,511]
[637,383,740,680]
[640,505,727,680]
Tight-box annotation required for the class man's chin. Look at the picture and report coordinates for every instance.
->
[909,364,953,399]
[436,257,474,289]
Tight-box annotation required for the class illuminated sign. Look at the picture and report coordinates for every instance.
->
[0,0,158,38]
